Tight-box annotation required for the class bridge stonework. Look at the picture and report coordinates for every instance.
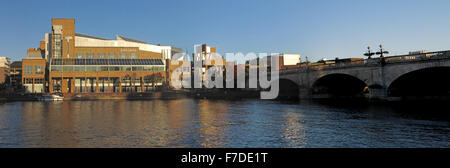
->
[278,51,450,100]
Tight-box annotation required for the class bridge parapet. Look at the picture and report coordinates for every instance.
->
[279,50,450,74]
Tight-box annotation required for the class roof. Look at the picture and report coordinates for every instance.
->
[76,33,169,47]
[75,33,110,40]
[51,59,164,66]
[116,35,148,44]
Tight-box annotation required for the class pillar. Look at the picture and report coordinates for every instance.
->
[299,88,312,99]
[49,77,53,93]
[119,77,122,93]
[369,87,388,101]
[71,77,75,93]
[95,77,99,93]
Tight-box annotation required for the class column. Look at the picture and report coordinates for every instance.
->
[119,77,122,93]
[369,87,388,101]
[299,88,312,99]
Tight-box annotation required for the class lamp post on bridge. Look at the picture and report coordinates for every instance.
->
[376,44,389,66]
[376,44,389,58]
[364,46,375,59]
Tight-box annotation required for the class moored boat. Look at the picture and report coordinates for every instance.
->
[38,93,64,101]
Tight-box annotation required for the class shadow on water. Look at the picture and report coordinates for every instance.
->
[273,98,450,121]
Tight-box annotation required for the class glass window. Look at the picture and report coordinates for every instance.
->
[155,66,164,71]
[109,53,116,59]
[74,66,85,71]
[132,66,143,71]
[24,78,33,84]
[51,66,63,72]
[86,66,98,71]
[110,66,120,71]
[98,53,106,59]
[130,53,137,59]
[63,66,73,72]
[86,53,94,59]
[120,66,131,71]
[119,53,126,59]
[76,53,84,59]
[100,66,109,71]
[24,65,33,74]
[34,78,44,84]
[35,65,44,74]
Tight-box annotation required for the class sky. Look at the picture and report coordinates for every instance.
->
[1,0,450,62]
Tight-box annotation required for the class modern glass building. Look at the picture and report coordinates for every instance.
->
[22,18,182,93]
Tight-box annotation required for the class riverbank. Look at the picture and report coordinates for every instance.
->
[2,90,450,102]
[0,89,260,101]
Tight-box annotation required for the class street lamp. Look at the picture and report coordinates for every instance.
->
[376,44,389,58]
[376,44,389,66]
[364,46,375,59]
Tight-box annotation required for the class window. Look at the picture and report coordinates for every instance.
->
[100,66,109,71]
[86,66,98,71]
[119,53,126,59]
[109,66,120,71]
[108,53,116,59]
[98,53,106,59]
[130,53,137,59]
[74,66,85,71]
[132,66,143,71]
[24,65,33,74]
[24,78,33,84]
[51,66,63,72]
[120,66,132,71]
[63,66,73,72]
[34,78,44,84]
[53,34,62,58]
[76,53,84,59]
[35,65,44,74]
[52,78,62,92]
[86,53,94,59]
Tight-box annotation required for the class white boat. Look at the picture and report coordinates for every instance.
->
[38,94,64,101]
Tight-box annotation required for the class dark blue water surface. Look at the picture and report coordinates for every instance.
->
[0,99,448,147]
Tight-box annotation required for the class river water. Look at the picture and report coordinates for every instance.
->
[0,99,448,148]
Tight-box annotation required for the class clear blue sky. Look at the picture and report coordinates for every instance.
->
[1,0,450,62]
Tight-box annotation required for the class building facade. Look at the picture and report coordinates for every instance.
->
[9,61,22,88]
[193,44,226,86]
[23,18,182,93]
[0,57,10,84]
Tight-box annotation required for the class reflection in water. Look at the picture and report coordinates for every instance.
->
[282,109,306,147]
[197,100,229,148]
[0,99,449,148]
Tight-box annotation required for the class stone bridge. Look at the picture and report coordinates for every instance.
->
[277,50,450,100]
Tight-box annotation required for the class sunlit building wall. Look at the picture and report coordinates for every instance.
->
[22,18,183,93]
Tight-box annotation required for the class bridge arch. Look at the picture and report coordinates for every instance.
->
[385,61,450,87]
[273,78,301,100]
[387,66,450,97]
[312,73,368,98]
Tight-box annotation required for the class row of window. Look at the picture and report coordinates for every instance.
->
[51,77,162,93]
[50,66,165,72]
[24,65,44,74]
[76,53,137,59]
[23,78,44,84]
[51,59,164,65]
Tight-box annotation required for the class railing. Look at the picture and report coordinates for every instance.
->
[279,50,450,74]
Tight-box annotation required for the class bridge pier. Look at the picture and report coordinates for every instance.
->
[369,88,389,101]
[299,88,312,99]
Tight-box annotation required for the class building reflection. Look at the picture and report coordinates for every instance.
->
[164,99,195,147]
[197,100,229,148]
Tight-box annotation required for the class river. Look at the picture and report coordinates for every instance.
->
[0,99,448,147]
